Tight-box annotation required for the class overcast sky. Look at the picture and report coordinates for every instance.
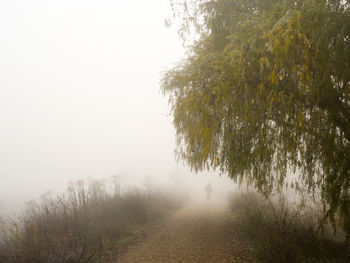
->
[0,0,236,215]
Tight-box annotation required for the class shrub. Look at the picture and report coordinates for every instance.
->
[230,191,349,263]
[0,177,180,263]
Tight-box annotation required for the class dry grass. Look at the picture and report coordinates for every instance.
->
[0,178,180,263]
[230,191,350,263]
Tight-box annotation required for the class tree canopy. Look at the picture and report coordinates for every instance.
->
[162,0,350,219]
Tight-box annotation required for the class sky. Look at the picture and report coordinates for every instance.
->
[0,0,236,215]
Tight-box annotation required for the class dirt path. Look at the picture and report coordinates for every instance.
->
[116,202,257,263]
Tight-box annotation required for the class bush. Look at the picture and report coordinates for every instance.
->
[0,178,180,263]
[230,191,349,263]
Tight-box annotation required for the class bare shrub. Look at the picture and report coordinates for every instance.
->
[230,191,349,263]
[0,177,179,263]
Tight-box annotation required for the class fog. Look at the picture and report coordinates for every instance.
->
[0,0,236,216]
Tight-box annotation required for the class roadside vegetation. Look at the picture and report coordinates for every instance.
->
[163,0,350,223]
[164,1,350,260]
[230,191,350,263]
[0,177,181,263]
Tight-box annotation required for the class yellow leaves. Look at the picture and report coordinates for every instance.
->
[163,0,350,223]
[259,83,264,94]
[259,57,270,74]
[299,63,312,89]
[274,39,281,50]
[263,9,312,87]
[296,10,301,24]
[269,96,275,113]
[214,155,220,166]
[305,72,311,85]
[304,36,311,49]
[295,31,311,49]
[296,110,305,131]
[199,126,213,160]
[183,96,194,106]
[269,71,279,86]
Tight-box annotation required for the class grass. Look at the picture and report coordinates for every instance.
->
[230,191,350,263]
[114,228,143,250]
[0,177,181,263]
[96,226,146,261]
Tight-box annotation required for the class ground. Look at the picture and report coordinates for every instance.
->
[115,201,258,263]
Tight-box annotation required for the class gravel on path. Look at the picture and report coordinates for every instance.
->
[116,202,258,263]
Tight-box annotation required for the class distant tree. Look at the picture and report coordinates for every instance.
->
[162,0,350,220]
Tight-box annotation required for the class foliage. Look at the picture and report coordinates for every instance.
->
[162,0,350,220]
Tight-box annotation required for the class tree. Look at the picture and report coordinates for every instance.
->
[162,0,350,220]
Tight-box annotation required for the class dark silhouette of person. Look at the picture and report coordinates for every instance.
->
[205,183,212,202]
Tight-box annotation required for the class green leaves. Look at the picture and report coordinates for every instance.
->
[163,0,350,220]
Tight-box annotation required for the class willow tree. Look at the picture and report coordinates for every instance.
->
[162,0,350,219]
